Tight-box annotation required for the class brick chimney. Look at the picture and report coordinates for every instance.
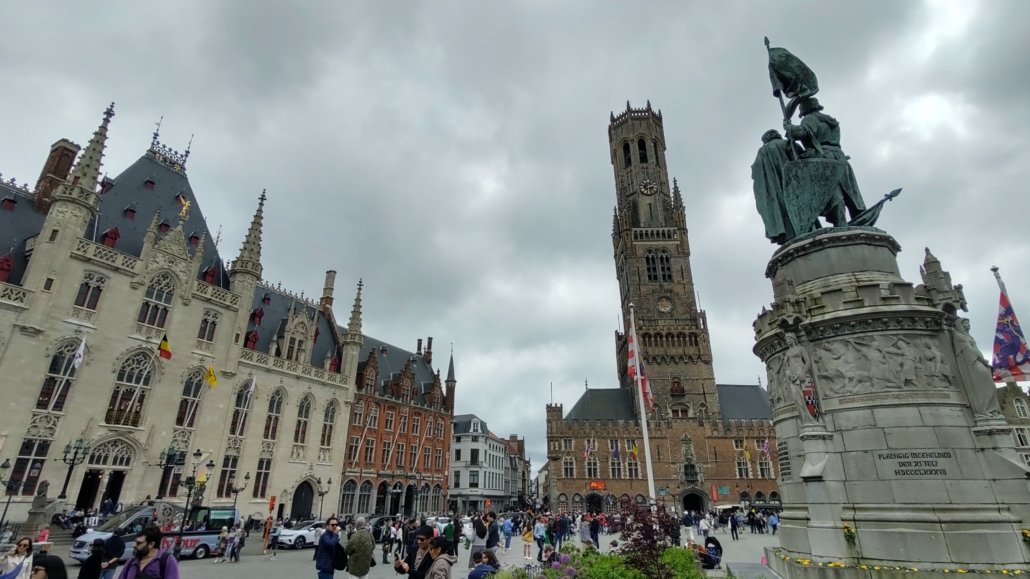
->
[320,270,336,309]
[423,337,433,365]
[35,139,81,213]
[416,338,423,355]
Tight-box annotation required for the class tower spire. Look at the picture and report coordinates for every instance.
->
[67,103,115,194]
[347,279,363,333]
[446,347,456,383]
[230,190,265,278]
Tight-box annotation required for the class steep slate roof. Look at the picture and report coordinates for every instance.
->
[91,150,230,288]
[244,284,339,368]
[357,335,439,405]
[564,388,637,423]
[0,183,46,285]
[716,384,773,421]
[452,414,486,434]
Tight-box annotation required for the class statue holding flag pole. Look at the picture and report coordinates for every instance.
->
[754,38,901,245]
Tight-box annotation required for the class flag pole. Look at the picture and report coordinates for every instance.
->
[992,266,1008,295]
[628,303,657,503]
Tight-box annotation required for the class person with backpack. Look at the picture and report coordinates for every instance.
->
[394,526,435,579]
[116,525,179,579]
[345,517,375,579]
[315,516,342,579]
[466,514,487,570]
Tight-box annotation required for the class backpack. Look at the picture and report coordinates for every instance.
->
[137,551,172,579]
[332,542,349,571]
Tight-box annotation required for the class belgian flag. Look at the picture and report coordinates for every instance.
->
[158,334,172,360]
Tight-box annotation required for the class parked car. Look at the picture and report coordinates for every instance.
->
[277,520,322,549]
[368,516,396,543]
[71,504,239,561]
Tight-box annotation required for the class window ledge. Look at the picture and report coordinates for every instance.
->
[102,423,146,432]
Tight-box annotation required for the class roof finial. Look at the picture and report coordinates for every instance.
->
[347,278,363,333]
[152,116,163,148]
[184,134,194,161]
[585,379,589,391]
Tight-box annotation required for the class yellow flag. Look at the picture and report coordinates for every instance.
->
[205,365,218,387]
[745,450,751,461]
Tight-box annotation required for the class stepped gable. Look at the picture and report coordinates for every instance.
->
[92,151,229,288]
[564,388,637,424]
[0,182,46,285]
[244,283,339,368]
[715,383,772,422]
[357,334,438,404]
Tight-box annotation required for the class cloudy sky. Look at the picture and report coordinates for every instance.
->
[2,1,1028,469]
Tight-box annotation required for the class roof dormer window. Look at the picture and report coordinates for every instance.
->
[203,266,218,284]
[2,197,16,211]
[124,206,136,220]
[159,221,170,233]
[262,293,271,305]
[102,227,120,249]
[144,179,155,190]
[189,233,200,246]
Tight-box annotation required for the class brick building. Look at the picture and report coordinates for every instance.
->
[543,102,780,515]
[342,339,455,519]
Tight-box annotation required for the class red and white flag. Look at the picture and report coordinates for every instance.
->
[627,321,654,411]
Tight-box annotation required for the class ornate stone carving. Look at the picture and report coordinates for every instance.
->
[291,444,306,462]
[226,436,243,455]
[170,429,192,451]
[318,447,331,464]
[26,413,60,439]
[813,335,954,397]
[782,333,821,424]
[951,317,1003,420]
[261,441,276,457]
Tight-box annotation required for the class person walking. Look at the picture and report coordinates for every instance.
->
[442,519,456,557]
[521,524,533,560]
[265,520,281,560]
[532,516,546,562]
[425,536,456,579]
[699,517,710,539]
[100,528,126,579]
[769,512,779,535]
[729,511,740,541]
[578,516,591,549]
[467,514,487,570]
[345,517,375,579]
[314,516,342,579]
[232,523,245,562]
[117,525,180,579]
[1,537,32,579]
[588,515,600,549]
[484,512,499,555]
[502,516,512,554]
[313,522,325,561]
[394,526,435,578]
[552,515,564,553]
[79,539,107,579]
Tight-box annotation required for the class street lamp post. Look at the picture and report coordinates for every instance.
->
[0,459,16,532]
[57,437,89,500]
[413,470,424,519]
[230,472,251,510]
[174,450,214,561]
[316,478,332,520]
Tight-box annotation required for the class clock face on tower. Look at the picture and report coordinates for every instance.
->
[639,178,658,196]
[656,297,673,313]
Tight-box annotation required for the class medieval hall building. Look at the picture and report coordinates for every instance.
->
[545,102,780,514]
[0,105,455,523]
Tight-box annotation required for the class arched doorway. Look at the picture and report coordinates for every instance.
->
[389,482,403,515]
[404,484,415,518]
[585,493,603,514]
[76,440,134,510]
[375,481,388,515]
[291,481,314,521]
[682,491,705,514]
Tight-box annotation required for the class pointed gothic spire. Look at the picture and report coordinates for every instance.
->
[231,190,265,278]
[612,206,619,234]
[347,279,363,333]
[672,178,683,206]
[67,103,115,194]
[446,347,456,383]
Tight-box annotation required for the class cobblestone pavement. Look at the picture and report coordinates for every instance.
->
[53,528,779,578]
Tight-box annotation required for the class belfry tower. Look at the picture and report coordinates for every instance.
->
[610,101,718,418]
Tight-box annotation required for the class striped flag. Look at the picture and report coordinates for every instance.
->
[631,444,639,459]
[763,440,771,457]
[158,334,172,360]
[584,439,593,459]
[627,320,654,411]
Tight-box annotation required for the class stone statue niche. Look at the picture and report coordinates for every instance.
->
[753,39,1030,579]
[753,38,900,245]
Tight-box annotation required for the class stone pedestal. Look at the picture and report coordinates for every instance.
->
[754,227,1030,574]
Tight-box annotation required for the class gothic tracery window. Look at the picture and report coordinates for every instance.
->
[230,383,254,437]
[175,369,204,428]
[137,273,174,329]
[198,310,219,342]
[321,402,337,448]
[88,440,133,468]
[74,272,106,311]
[645,252,658,282]
[658,251,672,282]
[294,396,312,444]
[36,341,80,412]
[264,390,284,440]
[105,352,155,427]
[622,142,632,168]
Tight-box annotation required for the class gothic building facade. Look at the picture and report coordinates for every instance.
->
[0,105,453,524]
[545,103,780,514]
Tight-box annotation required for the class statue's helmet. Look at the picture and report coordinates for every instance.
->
[799,97,824,116]
[761,129,782,144]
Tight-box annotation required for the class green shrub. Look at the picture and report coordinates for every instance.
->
[582,553,646,579]
[661,548,704,579]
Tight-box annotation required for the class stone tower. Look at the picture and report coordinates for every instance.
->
[609,101,718,417]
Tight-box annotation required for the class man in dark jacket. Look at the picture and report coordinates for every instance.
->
[588,516,600,548]
[484,512,499,553]
[100,528,126,579]
[394,526,434,579]
[315,517,341,579]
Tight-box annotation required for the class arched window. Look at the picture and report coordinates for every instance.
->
[697,403,709,421]
[357,480,373,514]
[74,272,107,311]
[294,396,312,444]
[368,404,380,429]
[88,440,133,468]
[758,453,774,479]
[557,493,568,513]
[37,341,81,412]
[572,493,583,512]
[137,273,174,329]
[353,402,364,426]
[175,369,204,428]
[432,485,443,513]
[689,333,699,347]
[264,390,283,440]
[653,139,661,167]
[105,352,154,427]
[1016,399,1029,419]
[677,333,686,347]
[586,457,599,478]
[655,333,664,347]
[645,253,658,281]
[320,403,337,448]
[770,491,781,504]
[197,311,219,342]
[735,451,751,478]
[622,142,632,167]
[637,139,649,163]
[610,457,622,479]
[641,333,651,347]
[563,456,575,478]
[230,383,254,437]
[671,404,690,418]
[341,480,357,514]
[659,251,672,282]
[419,483,431,513]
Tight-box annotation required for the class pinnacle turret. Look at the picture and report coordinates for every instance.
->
[446,350,456,383]
[67,103,115,194]
[672,178,683,207]
[230,191,265,279]
[347,279,363,334]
